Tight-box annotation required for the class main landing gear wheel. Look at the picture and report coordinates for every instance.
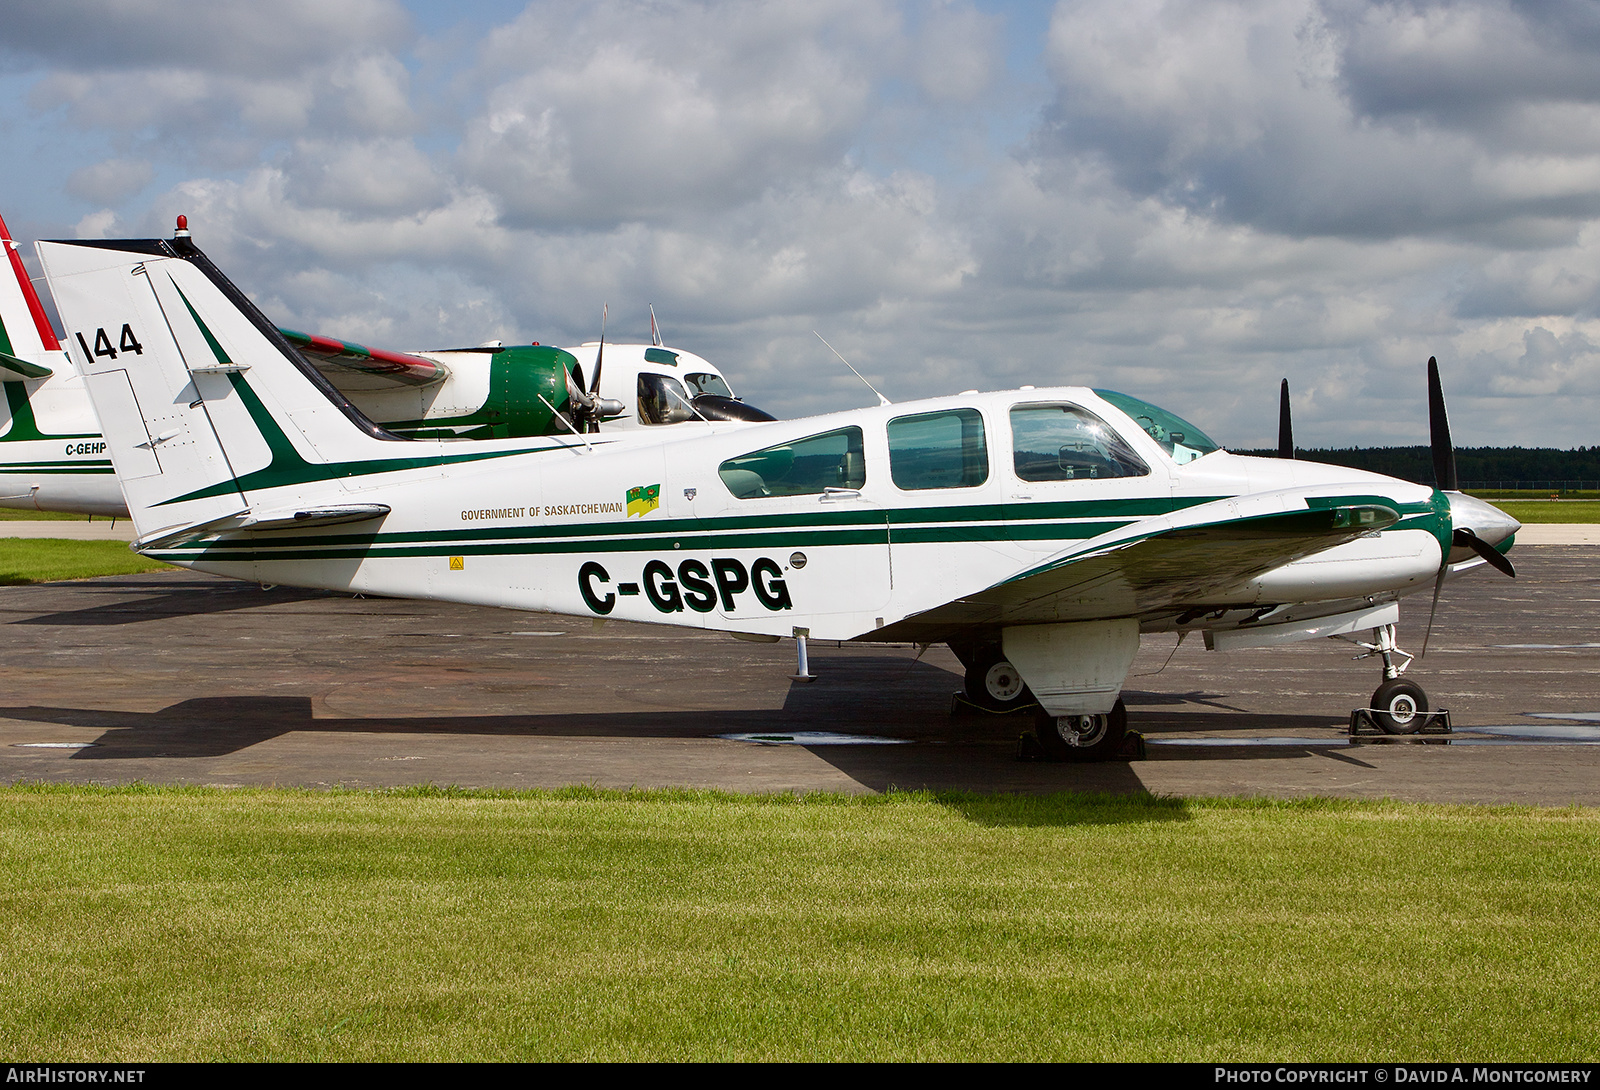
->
[1371,678,1429,735]
[1034,699,1128,762]
[964,653,1035,712]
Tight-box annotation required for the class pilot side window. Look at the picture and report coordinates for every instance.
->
[1011,403,1149,482]
[718,427,866,499]
[638,373,699,425]
[887,408,989,490]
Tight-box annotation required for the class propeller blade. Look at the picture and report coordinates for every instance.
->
[590,303,608,396]
[1454,527,1516,578]
[1420,563,1447,657]
[1427,356,1458,491]
[583,304,609,433]
[1278,378,1294,459]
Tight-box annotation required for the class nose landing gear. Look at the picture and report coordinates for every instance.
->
[1370,677,1429,734]
[1342,622,1434,735]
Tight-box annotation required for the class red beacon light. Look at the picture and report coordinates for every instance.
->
[174,215,190,238]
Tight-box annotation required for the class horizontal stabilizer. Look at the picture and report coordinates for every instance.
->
[134,503,391,551]
[280,328,446,388]
[0,350,51,380]
[239,504,392,532]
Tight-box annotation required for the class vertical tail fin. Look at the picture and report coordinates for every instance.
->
[0,213,66,376]
[39,235,408,539]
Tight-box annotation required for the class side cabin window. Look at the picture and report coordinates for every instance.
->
[1011,403,1148,482]
[887,408,989,491]
[638,373,699,425]
[718,426,866,499]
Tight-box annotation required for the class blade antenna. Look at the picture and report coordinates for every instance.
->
[1278,378,1294,459]
[813,331,890,406]
[649,304,662,347]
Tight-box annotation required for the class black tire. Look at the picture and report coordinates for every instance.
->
[963,653,1035,712]
[1371,678,1429,735]
[1033,699,1128,762]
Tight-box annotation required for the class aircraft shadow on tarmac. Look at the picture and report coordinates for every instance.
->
[10,578,339,626]
[0,657,1371,798]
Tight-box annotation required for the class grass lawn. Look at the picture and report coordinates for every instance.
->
[1,786,1596,1062]
[0,509,103,521]
[0,538,172,583]
[1493,501,1600,524]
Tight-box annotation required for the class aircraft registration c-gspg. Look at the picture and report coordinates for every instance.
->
[38,227,1521,761]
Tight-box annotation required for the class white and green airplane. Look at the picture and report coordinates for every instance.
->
[38,228,1520,760]
[0,215,766,516]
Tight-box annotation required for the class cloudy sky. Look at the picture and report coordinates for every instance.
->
[3,0,1598,449]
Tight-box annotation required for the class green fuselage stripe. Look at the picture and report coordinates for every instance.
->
[142,494,1440,565]
[153,495,1224,550]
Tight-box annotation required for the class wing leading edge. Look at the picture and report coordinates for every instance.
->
[891,498,1400,634]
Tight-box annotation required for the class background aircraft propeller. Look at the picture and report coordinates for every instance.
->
[568,304,625,432]
[1278,378,1294,459]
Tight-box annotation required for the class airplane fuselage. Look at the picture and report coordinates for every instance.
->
[137,387,1475,645]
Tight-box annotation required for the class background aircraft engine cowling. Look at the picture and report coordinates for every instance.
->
[475,345,582,440]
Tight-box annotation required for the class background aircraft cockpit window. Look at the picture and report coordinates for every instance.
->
[1011,404,1149,482]
[1092,389,1221,464]
[887,408,989,491]
[718,427,866,499]
[638,373,701,425]
[685,372,733,398]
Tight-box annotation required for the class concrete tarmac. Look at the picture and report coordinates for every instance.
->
[0,546,1595,804]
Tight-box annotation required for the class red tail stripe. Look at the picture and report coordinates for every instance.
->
[0,212,62,352]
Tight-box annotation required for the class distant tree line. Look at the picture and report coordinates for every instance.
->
[1232,446,1600,485]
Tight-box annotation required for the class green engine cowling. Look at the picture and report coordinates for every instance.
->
[392,345,581,440]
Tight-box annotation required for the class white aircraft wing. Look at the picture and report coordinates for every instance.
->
[898,499,1401,630]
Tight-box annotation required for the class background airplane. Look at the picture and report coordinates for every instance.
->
[40,229,1520,762]
[0,215,770,516]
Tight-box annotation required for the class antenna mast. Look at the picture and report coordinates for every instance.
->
[813,331,890,406]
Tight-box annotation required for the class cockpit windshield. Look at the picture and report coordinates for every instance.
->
[685,372,733,398]
[1093,389,1222,465]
